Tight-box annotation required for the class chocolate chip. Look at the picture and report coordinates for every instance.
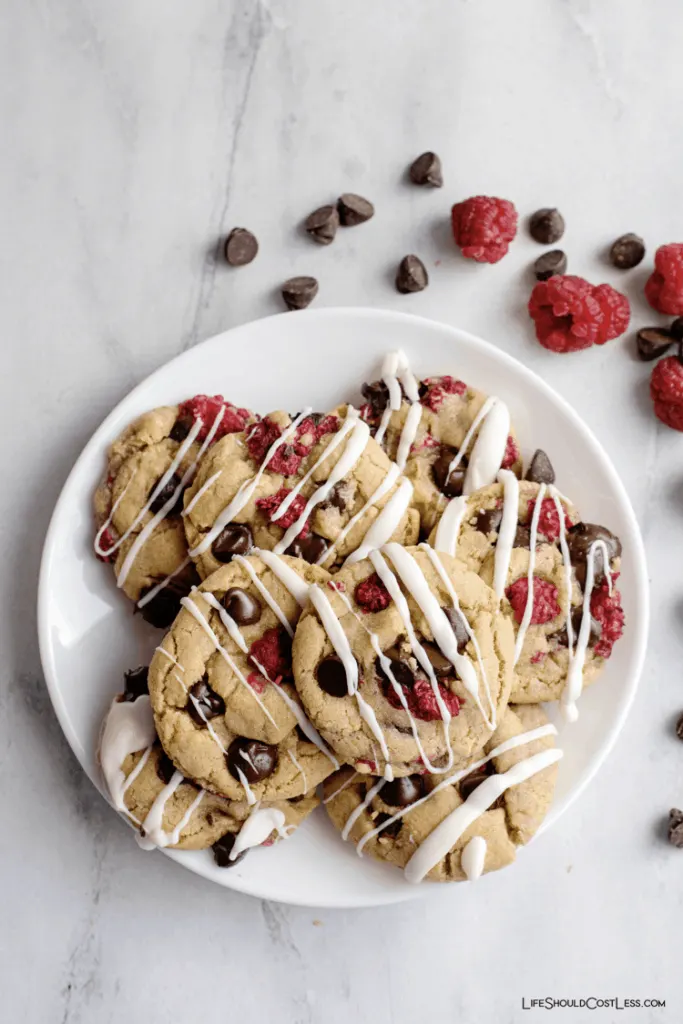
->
[138,580,188,629]
[382,775,425,807]
[670,318,683,342]
[187,676,225,726]
[374,812,402,838]
[322,481,353,512]
[305,205,339,245]
[525,449,556,485]
[361,379,390,416]
[513,525,532,549]
[551,606,601,648]
[529,208,565,245]
[409,151,443,187]
[376,648,415,688]
[123,666,149,701]
[226,738,278,784]
[222,587,261,625]
[396,255,429,294]
[567,522,622,588]
[668,808,683,848]
[156,750,177,785]
[212,523,253,563]
[676,713,683,740]
[281,276,319,311]
[337,193,374,226]
[459,765,504,809]
[148,474,183,516]
[316,656,350,697]
[169,416,193,443]
[212,832,247,868]
[224,228,258,267]
[636,327,672,362]
[422,642,453,678]
[533,249,567,281]
[432,449,466,498]
[444,608,469,653]
[287,533,328,564]
[474,507,503,535]
[609,232,645,270]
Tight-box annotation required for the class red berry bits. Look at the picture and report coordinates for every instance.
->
[256,489,311,537]
[246,418,282,464]
[590,579,625,659]
[650,354,683,431]
[176,395,252,442]
[451,196,518,264]
[419,376,467,411]
[501,435,519,470]
[645,244,683,315]
[96,527,117,562]
[527,497,569,542]
[355,573,392,612]
[248,627,293,684]
[384,677,462,722]
[506,577,561,626]
[246,671,268,694]
[528,276,630,353]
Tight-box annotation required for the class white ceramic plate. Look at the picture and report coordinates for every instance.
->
[38,307,649,908]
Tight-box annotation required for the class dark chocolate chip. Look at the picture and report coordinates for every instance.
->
[396,254,429,294]
[513,525,532,549]
[156,750,177,785]
[636,327,672,362]
[670,318,683,342]
[668,809,683,849]
[459,765,504,808]
[226,738,278,784]
[316,656,350,697]
[286,533,328,564]
[322,481,353,512]
[567,522,622,588]
[123,666,149,701]
[525,449,556,485]
[676,713,683,741]
[305,205,339,245]
[432,449,466,498]
[529,208,565,245]
[374,812,402,838]
[361,379,391,416]
[281,276,319,311]
[222,587,261,625]
[376,648,415,688]
[148,473,183,515]
[443,607,469,653]
[409,151,443,188]
[382,775,425,808]
[212,832,248,868]
[337,193,374,226]
[169,416,193,443]
[138,579,189,629]
[609,232,645,270]
[533,249,567,281]
[422,642,453,678]
[474,507,503,535]
[212,523,253,562]
[551,606,601,648]
[187,676,225,726]
[224,228,258,267]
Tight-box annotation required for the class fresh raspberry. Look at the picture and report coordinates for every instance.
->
[650,354,683,431]
[590,579,625,659]
[248,627,292,683]
[246,671,268,694]
[528,276,630,353]
[451,196,518,264]
[176,395,252,442]
[384,677,462,722]
[96,527,117,562]
[645,244,683,315]
[420,376,467,411]
[506,577,560,626]
[527,497,570,542]
[501,435,519,470]
[355,573,391,612]
[256,489,311,537]
[246,417,282,464]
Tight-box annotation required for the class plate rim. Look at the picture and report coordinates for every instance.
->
[37,306,650,908]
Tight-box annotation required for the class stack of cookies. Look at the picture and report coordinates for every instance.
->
[95,350,625,885]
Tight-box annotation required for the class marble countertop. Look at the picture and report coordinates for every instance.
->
[2,1,681,1021]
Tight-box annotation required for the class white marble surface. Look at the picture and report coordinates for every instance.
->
[2,0,682,1020]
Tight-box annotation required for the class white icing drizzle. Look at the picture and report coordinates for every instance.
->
[320,463,402,567]
[93,472,137,557]
[550,485,575,657]
[404,747,562,883]
[342,778,386,841]
[190,407,313,557]
[252,549,311,607]
[513,482,547,664]
[154,647,185,671]
[370,350,422,466]
[561,539,613,723]
[444,397,496,482]
[463,399,510,494]
[323,771,360,804]
[100,696,156,811]
[182,470,222,516]
[172,670,228,756]
[136,557,192,609]
[201,590,249,653]
[373,405,393,446]
[493,469,520,600]
[433,496,468,556]
[232,554,296,636]
[229,804,292,861]
[287,750,307,792]
[461,835,487,882]
[272,685,339,769]
[343,477,413,567]
[270,413,359,521]
[396,402,423,470]
[235,766,257,806]
[137,770,206,850]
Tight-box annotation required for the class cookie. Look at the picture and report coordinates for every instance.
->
[99,689,318,864]
[323,704,560,883]
[94,395,255,626]
[292,543,515,778]
[429,474,625,718]
[357,350,523,534]
[182,405,420,580]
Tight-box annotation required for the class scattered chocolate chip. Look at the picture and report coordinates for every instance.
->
[222,587,261,625]
[376,648,415,688]
[567,522,622,588]
[432,449,466,498]
[396,254,429,294]
[286,533,328,564]
[322,480,354,512]
[361,379,391,416]
[148,473,183,516]
[212,832,247,868]
[224,228,259,267]
[123,666,149,701]
[422,642,453,678]
[212,523,253,562]
[138,580,188,629]
[156,750,177,785]
[670,318,683,342]
[459,766,504,809]
[305,205,339,245]
[513,525,532,549]
[675,713,683,740]
[382,775,425,808]
[636,327,673,362]
[525,449,556,485]
[226,738,278,784]
[444,608,469,653]
[533,249,567,281]
[317,656,350,697]
[668,808,683,848]
[551,606,601,648]
[374,812,402,838]
[187,676,225,726]
[529,208,565,245]
[281,275,319,311]
[609,232,645,270]
[474,507,503,535]
[409,151,443,188]
[338,193,374,226]
[169,416,193,443]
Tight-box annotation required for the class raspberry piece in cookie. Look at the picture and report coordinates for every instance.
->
[249,627,293,684]
[175,395,252,442]
[256,489,311,537]
[451,195,518,263]
[355,572,392,612]
[506,577,561,626]
[590,579,625,659]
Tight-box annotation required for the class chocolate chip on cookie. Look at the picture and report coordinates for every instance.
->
[187,677,225,726]
[567,522,621,588]
[222,587,261,625]
[287,534,328,564]
[361,379,391,417]
[513,525,532,549]
[422,642,453,678]
[374,812,403,839]
[148,473,184,516]
[138,580,188,629]
[459,764,504,809]
[212,524,253,562]
[432,449,467,497]
[226,738,278,783]
[550,607,601,648]
[169,415,193,443]
[376,648,415,687]
[317,656,350,697]
[525,449,556,485]
[212,832,248,868]
[156,750,178,785]
[443,607,469,653]
[382,775,425,807]
[123,666,149,701]
[474,507,503,535]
